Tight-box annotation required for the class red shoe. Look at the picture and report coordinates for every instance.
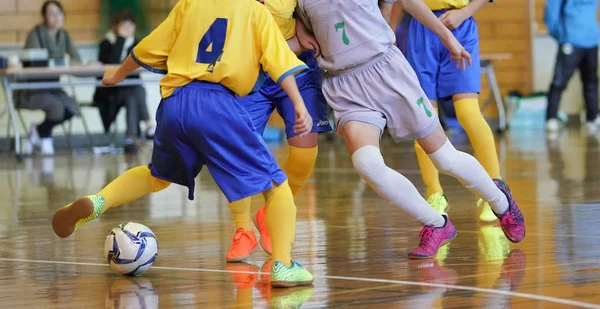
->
[225,228,258,263]
[253,206,272,255]
[225,263,259,289]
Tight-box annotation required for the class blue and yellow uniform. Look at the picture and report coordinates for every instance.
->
[406,0,487,100]
[240,0,331,139]
[131,0,307,201]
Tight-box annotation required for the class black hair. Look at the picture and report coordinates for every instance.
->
[41,0,65,20]
[112,10,137,26]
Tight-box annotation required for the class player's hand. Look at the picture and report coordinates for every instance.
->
[439,9,467,30]
[102,68,124,87]
[294,106,313,136]
[441,35,472,72]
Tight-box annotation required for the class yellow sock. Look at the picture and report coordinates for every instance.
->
[415,107,443,197]
[228,198,252,230]
[454,98,501,179]
[282,146,318,196]
[263,180,296,267]
[97,166,170,213]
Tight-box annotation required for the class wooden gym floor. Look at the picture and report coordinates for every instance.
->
[0,128,599,308]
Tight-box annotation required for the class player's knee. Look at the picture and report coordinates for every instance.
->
[351,145,386,179]
[427,141,458,175]
[289,145,318,165]
[151,176,171,192]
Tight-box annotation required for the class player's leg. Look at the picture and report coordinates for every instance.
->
[405,17,448,215]
[51,99,191,238]
[225,90,275,262]
[324,52,455,259]
[190,85,311,287]
[253,71,332,255]
[439,18,501,222]
[342,120,455,259]
[52,166,171,238]
[413,101,448,214]
[417,126,525,243]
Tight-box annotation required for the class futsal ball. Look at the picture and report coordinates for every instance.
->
[104,222,158,276]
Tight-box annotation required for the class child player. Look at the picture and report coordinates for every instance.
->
[52,0,314,288]
[389,0,499,222]
[225,0,332,263]
[295,0,525,258]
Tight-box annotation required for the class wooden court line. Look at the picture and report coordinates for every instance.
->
[0,258,598,308]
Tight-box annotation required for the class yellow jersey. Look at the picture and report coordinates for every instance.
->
[131,0,307,98]
[264,0,297,40]
[423,0,468,11]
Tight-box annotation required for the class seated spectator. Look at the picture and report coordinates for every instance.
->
[20,0,81,156]
[94,11,154,153]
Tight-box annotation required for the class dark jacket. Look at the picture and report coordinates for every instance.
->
[94,32,146,133]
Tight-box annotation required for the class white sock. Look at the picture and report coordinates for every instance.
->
[352,146,445,227]
[426,140,509,214]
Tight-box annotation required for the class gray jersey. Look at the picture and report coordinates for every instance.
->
[297,0,396,72]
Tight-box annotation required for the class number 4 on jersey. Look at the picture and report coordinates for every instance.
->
[197,18,228,73]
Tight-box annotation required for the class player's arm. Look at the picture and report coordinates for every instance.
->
[130,0,186,74]
[253,4,312,135]
[389,2,405,32]
[102,56,140,86]
[457,0,490,18]
[395,0,454,43]
[436,0,489,29]
[396,0,471,69]
[544,0,563,40]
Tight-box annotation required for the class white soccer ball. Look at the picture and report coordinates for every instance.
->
[104,222,158,276]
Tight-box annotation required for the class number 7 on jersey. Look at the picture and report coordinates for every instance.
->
[197,18,228,73]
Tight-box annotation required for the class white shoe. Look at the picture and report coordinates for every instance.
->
[24,140,34,155]
[546,119,561,132]
[40,138,55,156]
[145,126,156,139]
[29,123,40,145]
[585,121,598,134]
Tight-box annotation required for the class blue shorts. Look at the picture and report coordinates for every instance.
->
[239,52,332,138]
[149,81,287,202]
[406,12,481,100]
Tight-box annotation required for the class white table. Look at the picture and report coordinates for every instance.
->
[0,64,161,160]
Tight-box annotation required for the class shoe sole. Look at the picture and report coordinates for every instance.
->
[271,280,313,288]
[226,246,259,263]
[253,214,272,255]
[408,229,457,260]
[52,197,94,238]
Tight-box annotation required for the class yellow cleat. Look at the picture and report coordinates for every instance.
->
[477,199,498,222]
[427,193,449,216]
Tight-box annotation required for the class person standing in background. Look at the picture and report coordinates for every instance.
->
[94,11,155,154]
[20,0,81,156]
[545,0,599,133]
